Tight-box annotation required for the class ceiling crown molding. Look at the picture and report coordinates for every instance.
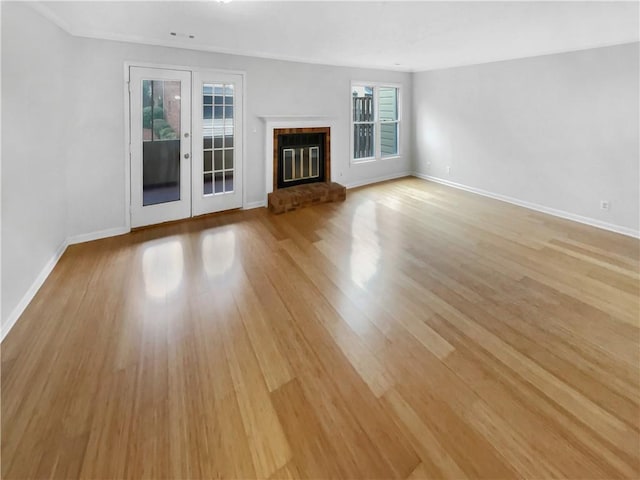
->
[27,1,412,72]
[25,1,639,74]
[29,2,75,35]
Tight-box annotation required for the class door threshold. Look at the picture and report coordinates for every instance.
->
[131,208,243,232]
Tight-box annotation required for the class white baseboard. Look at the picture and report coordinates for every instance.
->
[67,226,130,245]
[347,171,412,189]
[2,239,69,341]
[414,173,640,239]
[243,200,267,210]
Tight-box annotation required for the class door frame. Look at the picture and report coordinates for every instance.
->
[124,61,247,230]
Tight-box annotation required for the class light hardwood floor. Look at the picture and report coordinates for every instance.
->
[2,177,639,479]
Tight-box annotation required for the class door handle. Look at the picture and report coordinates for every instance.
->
[184,153,190,159]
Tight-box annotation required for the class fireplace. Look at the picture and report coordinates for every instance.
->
[273,127,330,191]
[265,123,345,214]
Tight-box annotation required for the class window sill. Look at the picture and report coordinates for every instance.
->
[351,157,377,165]
[351,155,401,165]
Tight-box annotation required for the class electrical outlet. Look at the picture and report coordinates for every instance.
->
[600,200,610,211]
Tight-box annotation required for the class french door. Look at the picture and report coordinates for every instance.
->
[129,66,243,228]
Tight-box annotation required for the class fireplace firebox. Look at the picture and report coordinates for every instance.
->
[277,132,325,189]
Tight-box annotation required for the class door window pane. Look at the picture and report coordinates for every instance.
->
[204,173,213,195]
[224,149,234,169]
[142,79,181,206]
[214,150,223,171]
[224,171,234,192]
[214,172,224,193]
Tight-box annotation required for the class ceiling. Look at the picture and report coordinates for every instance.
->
[34,1,639,72]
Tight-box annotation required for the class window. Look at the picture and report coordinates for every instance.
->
[351,83,400,162]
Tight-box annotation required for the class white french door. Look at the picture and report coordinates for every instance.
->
[129,66,243,228]
[192,71,243,216]
[130,67,192,228]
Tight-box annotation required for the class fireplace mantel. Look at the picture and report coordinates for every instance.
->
[257,114,333,121]
[260,115,336,196]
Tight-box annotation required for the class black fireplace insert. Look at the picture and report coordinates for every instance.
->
[276,132,326,189]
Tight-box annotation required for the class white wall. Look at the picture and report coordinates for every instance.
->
[65,36,413,238]
[413,42,640,235]
[1,3,75,331]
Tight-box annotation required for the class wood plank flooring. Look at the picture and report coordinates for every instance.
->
[2,177,639,479]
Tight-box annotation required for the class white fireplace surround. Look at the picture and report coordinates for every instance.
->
[259,115,336,195]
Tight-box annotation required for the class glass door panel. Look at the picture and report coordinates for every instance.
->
[142,79,181,206]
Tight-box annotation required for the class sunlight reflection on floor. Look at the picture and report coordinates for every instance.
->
[350,200,381,289]
[142,239,184,299]
[201,229,236,279]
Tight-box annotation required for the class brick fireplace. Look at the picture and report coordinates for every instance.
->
[266,125,345,213]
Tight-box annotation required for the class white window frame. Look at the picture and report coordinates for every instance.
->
[350,81,401,164]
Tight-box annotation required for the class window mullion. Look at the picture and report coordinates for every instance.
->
[375,86,381,159]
